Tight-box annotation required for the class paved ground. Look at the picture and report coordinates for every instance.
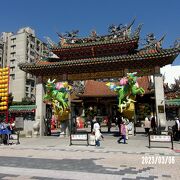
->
[0,128,180,180]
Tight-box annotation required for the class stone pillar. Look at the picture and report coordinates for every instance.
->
[35,78,46,136]
[67,93,71,136]
[154,69,167,132]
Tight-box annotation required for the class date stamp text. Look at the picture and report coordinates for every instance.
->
[142,156,175,164]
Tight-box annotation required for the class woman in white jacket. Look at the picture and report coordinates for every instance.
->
[144,116,151,136]
[93,116,103,146]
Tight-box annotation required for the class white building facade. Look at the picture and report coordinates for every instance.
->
[1,27,48,102]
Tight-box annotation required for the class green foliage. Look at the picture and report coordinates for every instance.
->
[170,77,180,92]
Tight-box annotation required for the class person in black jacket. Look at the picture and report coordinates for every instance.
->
[151,116,156,134]
[174,117,180,141]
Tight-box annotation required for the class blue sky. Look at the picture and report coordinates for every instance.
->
[0,0,179,65]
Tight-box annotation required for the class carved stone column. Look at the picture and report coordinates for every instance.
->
[153,67,167,132]
[35,76,46,136]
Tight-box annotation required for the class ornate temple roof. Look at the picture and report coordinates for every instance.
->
[52,36,139,60]
[53,19,138,47]
[19,47,180,80]
[18,21,180,81]
[53,35,139,49]
[50,20,141,60]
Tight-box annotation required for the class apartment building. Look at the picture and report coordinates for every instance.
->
[1,27,48,102]
[0,38,3,67]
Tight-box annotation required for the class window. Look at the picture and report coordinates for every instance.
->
[11,45,16,51]
[30,36,35,43]
[30,58,34,63]
[30,50,35,56]
[31,81,35,87]
[10,59,15,64]
[26,80,30,85]
[11,38,16,44]
[30,44,34,49]
[10,74,15,80]
[10,67,15,72]
[10,53,16,58]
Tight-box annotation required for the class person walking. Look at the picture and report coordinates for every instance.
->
[117,116,123,136]
[117,120,127,144]
[144,116,151,136]
[174,117,180,141]
[150,115,156,134]
[93,115,103,146]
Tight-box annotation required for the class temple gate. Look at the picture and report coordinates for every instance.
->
[19,20,180,136]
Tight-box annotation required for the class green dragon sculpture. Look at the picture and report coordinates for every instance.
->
[43,79,71,116]
[106,72,145,113]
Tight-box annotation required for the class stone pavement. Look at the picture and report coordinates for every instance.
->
[0,131,180,180]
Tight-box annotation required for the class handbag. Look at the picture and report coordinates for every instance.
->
[89,134,96,146]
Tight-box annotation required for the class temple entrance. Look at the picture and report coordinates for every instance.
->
[19,20,180,137]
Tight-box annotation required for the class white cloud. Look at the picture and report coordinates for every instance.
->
[160,65,180,85]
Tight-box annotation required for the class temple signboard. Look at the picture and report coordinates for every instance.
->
[68,70,124,81]
[43,70,124,81]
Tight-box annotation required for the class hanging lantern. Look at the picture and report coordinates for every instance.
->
[0,67,9,112]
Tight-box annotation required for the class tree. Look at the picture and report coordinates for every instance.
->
[164,76,180,99]
[170,77,180,92]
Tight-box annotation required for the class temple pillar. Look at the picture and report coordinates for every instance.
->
[35,77,46,136]
[153,67,167,132]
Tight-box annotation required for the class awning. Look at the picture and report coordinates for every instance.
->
[9,105,36,113]
[165,99,180,107]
